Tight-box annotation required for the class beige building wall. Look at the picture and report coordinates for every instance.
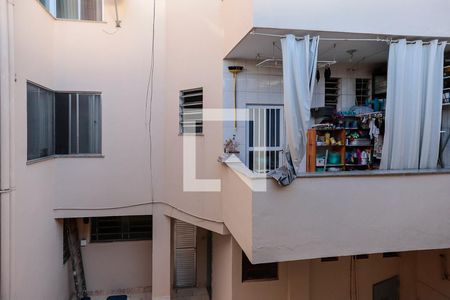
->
[212,234,450,300]
[82,241,152,296]
[162,0,225,223]
[76,219,152,296]
[13,1,69,298]
[12,0,164,298]
[7,0,450,299]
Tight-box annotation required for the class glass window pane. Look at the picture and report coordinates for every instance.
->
[27,84,55,160]
[80,0,102,21]
[39,0,50,7]
[56,0,79,19]
[70,94,78,154]
[55,93,70,154]
[78,94,101,154]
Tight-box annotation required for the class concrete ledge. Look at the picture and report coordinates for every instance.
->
[296,168,450,178]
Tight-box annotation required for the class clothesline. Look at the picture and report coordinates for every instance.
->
[250,31,450,46]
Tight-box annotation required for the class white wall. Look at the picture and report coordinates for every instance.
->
[252,173,450,263]
[253,0,450,38]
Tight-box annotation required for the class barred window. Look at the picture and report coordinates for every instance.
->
[355,78,371,106]
[91,216,152,242]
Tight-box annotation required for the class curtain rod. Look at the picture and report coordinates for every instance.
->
[250,31,449,46]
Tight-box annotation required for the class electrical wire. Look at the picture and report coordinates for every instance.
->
[145,0,157,212]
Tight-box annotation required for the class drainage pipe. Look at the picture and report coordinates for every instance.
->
[0,0,15,299]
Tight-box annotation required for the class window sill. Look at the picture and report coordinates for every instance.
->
[35,1,106,23]
[26,154,104,165]
[26,156,56,165]
[54,154,105,159]
[55,18,107,24]
[178,133,204,136]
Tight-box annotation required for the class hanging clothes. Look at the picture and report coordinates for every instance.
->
[369,118,380,139]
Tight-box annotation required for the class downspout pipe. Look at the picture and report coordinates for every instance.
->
[0,0,15,299]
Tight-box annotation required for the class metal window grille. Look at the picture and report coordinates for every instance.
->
[247,105,284,173]
[325,77,340,108]
[355,78,371,106]
[180,88,203,134]
[90,216,152,242]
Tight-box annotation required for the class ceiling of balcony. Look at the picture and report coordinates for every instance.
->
[225,28,450,66]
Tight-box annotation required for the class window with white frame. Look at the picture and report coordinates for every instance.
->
[27,82,102,161]
[179,88,203,134]
[27,84,55,160]
[39,0,103,21]
[55,93,101,155]
[247,105,284,173]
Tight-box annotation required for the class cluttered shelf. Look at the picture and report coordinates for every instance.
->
[307,105,385,173]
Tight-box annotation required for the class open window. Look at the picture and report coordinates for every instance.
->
[27,82,102,162]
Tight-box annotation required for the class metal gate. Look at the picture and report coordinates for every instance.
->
[247,105,284,173]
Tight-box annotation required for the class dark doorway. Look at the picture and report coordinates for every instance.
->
[373,276,399,300]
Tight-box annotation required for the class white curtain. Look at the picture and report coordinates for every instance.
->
[281,34,319,173]
[381,39,447,170]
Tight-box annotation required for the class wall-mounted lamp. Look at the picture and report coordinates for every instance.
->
[228,66,244,130]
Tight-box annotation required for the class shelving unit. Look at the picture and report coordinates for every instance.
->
[306,126,376,173]
[306,128,345,172]
[443,63,450,105]
[439,60,450,167]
